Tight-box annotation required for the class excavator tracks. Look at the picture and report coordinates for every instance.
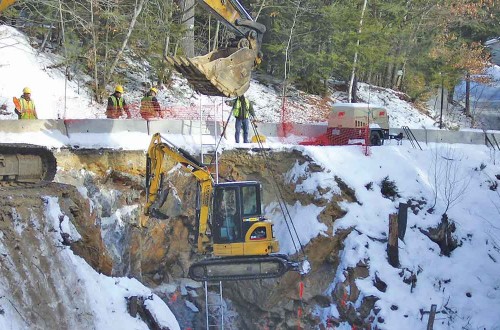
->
[0,144,57,187]
[188,255,299,282]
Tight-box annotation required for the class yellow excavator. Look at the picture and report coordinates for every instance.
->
[166,0,266,98]
[145,133,299,281]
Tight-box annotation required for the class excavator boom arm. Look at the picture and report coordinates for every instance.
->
[197,0,264,38]
[145,133,213,253]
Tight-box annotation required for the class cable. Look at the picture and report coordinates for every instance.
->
[211,103,233,168]
[249,119,307,258]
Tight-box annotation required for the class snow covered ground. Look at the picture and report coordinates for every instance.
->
[1,25,500,330]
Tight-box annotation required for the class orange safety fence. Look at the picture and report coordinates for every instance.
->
[113,102,226,121]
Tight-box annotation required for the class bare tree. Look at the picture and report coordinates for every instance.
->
[105,0,148,84]
[179,0,195,57]
[428,146,472,215]
[348,0,367,103]
[280,0,301,124]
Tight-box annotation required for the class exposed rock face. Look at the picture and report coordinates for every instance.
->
[0,182,112,329]
[2,147,377,329]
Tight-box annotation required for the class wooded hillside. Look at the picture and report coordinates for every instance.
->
[1,0,497,101]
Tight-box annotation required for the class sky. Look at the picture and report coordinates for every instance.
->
[1,24,500,329]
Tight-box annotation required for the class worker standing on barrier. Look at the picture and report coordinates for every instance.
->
[140,87,161,120]
[13,87,37,119]
[232,94,255,143]
[106,85,131,119]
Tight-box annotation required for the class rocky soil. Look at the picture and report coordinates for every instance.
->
[0,182,111,329]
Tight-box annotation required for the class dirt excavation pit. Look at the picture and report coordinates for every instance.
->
[0,147,369,329]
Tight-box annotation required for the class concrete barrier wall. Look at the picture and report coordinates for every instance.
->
[64,119,148,135]
[0,119,67,134]
[0,119,499,147]
[389,127,500,145]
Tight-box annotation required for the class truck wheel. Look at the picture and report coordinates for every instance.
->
[370,132,382,146]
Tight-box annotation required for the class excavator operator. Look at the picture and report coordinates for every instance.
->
[214,188,240,242]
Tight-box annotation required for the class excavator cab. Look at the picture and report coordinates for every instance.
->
[211,182,279,256]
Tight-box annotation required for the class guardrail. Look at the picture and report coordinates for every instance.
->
[0,119,499,147]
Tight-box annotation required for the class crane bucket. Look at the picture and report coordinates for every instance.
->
[166,47,256,98]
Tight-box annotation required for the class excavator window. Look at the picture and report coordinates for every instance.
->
[212,182,262,244]
[241,185,260,216]
[213,187,242,243]
[250,227,267,240]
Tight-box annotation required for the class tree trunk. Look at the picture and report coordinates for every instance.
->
[386,62,394,88]
[105,0,148,84]
[180,0,195,57]
[348,0,368,103]
[281,0,301,125]
[212,20,220,52]
[90,0,100,102]
[465,71,471,117]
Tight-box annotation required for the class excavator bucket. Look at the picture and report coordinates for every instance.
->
[166,47,257,98]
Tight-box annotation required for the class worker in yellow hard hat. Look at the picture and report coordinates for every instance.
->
[13,87,38,119]
[106,84,131,119]
[140,87,161,120]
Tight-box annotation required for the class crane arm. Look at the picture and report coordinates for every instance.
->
[145,133,213,253]
[196,0,265,43]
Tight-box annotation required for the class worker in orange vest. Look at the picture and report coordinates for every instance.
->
[14,87,38,119]
[140,87,161,119]
[106,85,131,119]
